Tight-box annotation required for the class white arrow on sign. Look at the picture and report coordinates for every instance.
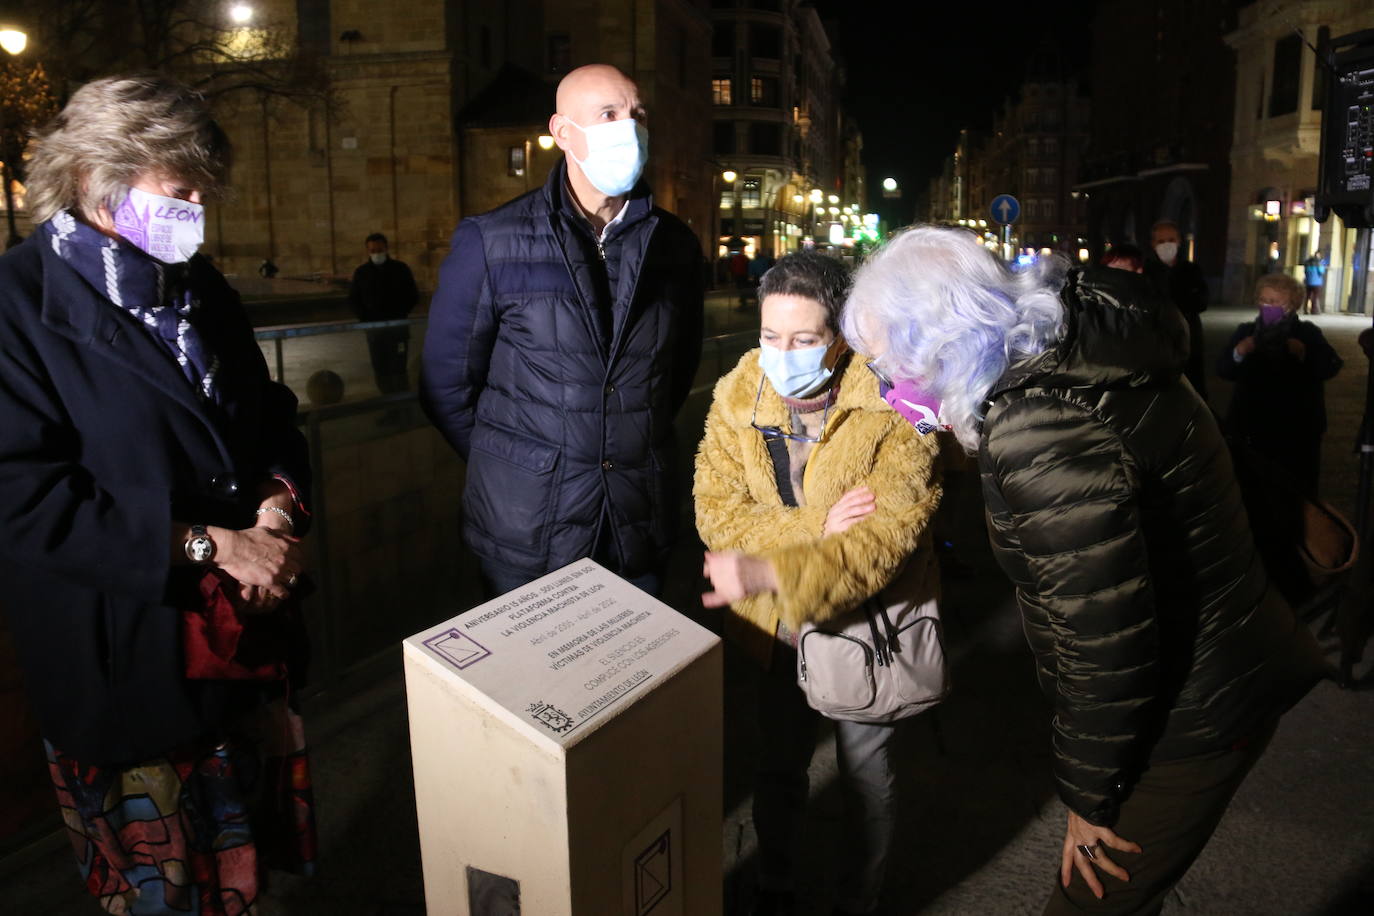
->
[996,199,1013,222]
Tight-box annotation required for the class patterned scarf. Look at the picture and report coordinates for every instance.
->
[44,210,221,403]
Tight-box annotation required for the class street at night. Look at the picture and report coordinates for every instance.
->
[1,1,1374,915]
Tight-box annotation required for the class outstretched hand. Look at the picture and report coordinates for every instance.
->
[1059,809,1142,900]
[702,551,779,608]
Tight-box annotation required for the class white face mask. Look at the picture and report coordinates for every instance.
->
[369,252,388,266]
[1154,241,1179,264]
[111,186,205,263]
[758,342,835,398]
[567,117,649,197]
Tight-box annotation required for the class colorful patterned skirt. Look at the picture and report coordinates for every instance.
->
[47,700,317,916]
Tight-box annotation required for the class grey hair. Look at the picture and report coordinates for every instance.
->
[1255,271,1304,311]
[842,224,1068,451]
[25,73,231,225]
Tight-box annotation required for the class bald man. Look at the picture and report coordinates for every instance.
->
[422,64,704,597]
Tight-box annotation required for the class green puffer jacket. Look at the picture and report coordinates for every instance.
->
[978,266,1327,827]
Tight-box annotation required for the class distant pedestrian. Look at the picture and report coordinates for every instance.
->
[350,232,418,394]
[421,63,703,597]
[259,256,278,279]
[1303,251,1328,314]
[1217,272,1342,497]
[730,247,752,309]
[1144,220,1208,400]
[841,225,1326,916]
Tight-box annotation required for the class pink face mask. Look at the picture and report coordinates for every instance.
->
[877,376,948,436]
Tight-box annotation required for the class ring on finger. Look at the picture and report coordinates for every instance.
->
[1076,844,1098,861]
[286,573,299,589]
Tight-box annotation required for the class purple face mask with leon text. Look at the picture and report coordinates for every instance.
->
[877,377,949,436]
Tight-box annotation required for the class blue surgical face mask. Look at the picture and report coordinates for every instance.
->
[758,342,834,398]
[567,117,648,196]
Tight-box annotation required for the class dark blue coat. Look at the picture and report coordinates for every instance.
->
[0,235,309,765]
[421,162,703,579]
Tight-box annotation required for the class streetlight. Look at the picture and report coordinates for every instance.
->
[0,28,24,55]
[230,4,254,25]
[722,169,738,184]
[537,135,555,150]
[809,188,823,203]
[882,177,898,192]
[827,194,839,204]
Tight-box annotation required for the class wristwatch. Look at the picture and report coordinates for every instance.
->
[185,524,216,564]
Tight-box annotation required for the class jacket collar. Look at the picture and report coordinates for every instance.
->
[35,237,231,448]
[984,266,1188,405]
[544,158,654,233]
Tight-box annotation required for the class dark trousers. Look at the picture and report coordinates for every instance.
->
[1043,718,1278,916]
[365,326,411,394]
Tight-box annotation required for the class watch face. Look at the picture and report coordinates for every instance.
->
[188,536,214,563]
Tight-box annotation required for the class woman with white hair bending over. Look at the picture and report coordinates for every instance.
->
[838,226,1326,914]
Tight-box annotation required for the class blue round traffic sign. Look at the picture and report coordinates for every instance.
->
[990,194,1020,225]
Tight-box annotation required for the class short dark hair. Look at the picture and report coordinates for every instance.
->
[756,251,852,333]
[365,232,388,246]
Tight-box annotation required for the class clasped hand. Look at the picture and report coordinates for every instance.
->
[213,523,304,611]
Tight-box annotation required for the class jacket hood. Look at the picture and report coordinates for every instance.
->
[988,266,1189,402]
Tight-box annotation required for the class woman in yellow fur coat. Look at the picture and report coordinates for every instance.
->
[695,252,942,916]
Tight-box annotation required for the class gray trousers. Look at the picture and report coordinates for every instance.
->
[753,643,900,914]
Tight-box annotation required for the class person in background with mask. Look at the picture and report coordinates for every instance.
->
[0,74,316,912]
[696,252,941,916]
[1144,220,1209,400]
[1218,272,1342,496]
[350,231,418,394]
[422,63,703,596]
[839,226,1325,915]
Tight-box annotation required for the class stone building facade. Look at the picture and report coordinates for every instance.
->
[709,0,854,258]
[928,65,1089,259]
[181,0,714,290]
[1224,0,1374,310]
[1074,0,1240,291]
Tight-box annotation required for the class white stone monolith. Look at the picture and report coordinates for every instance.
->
[404,559,723,916]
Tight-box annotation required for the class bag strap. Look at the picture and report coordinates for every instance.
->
[863,598,890,666]
[763,435,800,508]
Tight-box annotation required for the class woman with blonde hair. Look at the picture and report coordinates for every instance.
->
[696,251,942,916]
[0,74,314,914]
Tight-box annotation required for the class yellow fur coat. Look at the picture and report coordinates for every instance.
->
[694,349,943,668]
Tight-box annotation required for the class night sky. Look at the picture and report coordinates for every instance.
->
[812,0,1101,224]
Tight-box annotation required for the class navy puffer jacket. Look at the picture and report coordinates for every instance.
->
[978,267,1326,827]
[422,162,703,579]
